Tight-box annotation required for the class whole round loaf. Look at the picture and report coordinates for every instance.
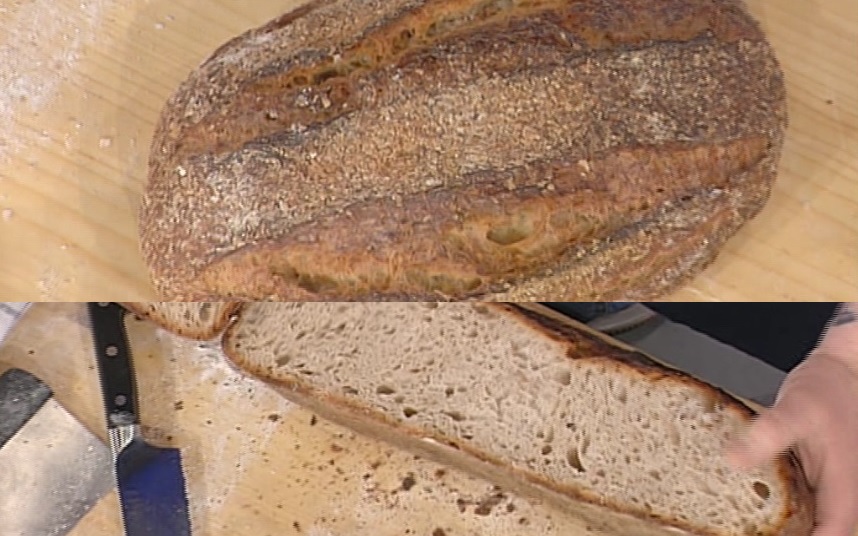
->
[141,0,788,300]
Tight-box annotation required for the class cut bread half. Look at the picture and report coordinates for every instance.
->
[220,303,814,536]
[120,302,239,340]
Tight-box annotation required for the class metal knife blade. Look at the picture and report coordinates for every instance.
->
[87,302,191,536]
[0,368,113,536]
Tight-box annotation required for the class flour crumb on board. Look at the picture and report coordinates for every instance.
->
[1,208,12,222]
[0,0,111,162]
[152,331,295,522]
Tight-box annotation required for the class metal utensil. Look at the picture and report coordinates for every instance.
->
[0,368,113,536]
[87,302,192,536]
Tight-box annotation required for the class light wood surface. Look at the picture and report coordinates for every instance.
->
[1,0,856,301]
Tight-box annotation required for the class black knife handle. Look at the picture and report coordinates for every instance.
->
[88,302,139,429]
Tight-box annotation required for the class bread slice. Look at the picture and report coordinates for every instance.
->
[221,303,814,535]
[120,302,239,340]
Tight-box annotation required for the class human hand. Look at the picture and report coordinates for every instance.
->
[725,347,858,536]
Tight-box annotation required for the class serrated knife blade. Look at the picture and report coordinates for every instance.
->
[87,302,191,536]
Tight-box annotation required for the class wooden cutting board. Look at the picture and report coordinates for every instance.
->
[0,0,856,301]
[0,303,622,535]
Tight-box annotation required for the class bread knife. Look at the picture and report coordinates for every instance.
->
[87,302,192,536]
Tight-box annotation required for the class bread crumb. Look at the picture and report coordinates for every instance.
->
[400,473,416,491]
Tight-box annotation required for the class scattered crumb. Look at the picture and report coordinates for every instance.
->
[174,400,184,410]
[1,208,12,221]
[154,21,165,30]
[310,414,318,426]
[400,473,416,491]
[98,136,113,148]
[432,529,446,536]
[267,413,281,422]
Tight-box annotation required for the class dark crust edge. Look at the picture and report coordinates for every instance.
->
[120,302,242,341]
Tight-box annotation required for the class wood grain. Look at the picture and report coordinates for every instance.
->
[0,0,855,300]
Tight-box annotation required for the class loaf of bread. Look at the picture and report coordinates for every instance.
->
[140,0,788,300]
[130,301,814,534]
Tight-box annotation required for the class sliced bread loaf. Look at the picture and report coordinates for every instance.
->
[121,302,239,340]
[220,302,814,535]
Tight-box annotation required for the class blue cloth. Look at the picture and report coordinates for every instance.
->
[543,303,632,323]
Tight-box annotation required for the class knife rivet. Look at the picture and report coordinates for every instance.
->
[97,302,110,307]
[115,394,127,407]
[106,345,118,357]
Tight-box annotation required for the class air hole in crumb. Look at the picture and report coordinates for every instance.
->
[541,445,552,455]
[752,481,771,500]
[444,387,455,397]
[616,387,627,403]
[403,407,419,418]
[555,370,571,386]
[649,470,661,481]
[566,447,585,472]
[394,395,405,403]
[376,385,396,395]
[343,386,358,395]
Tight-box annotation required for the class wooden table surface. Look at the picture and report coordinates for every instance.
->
[1,0,856,301]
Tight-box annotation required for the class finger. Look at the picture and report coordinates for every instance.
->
[725,407,804,471]
[810,464,858,536]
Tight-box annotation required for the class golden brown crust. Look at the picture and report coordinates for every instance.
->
[141,0,787,300]
[219,303,815,535]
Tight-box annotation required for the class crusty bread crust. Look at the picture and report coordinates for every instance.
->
[140,0,787,300]
[218,303,814,535]
[121,302,240,340]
